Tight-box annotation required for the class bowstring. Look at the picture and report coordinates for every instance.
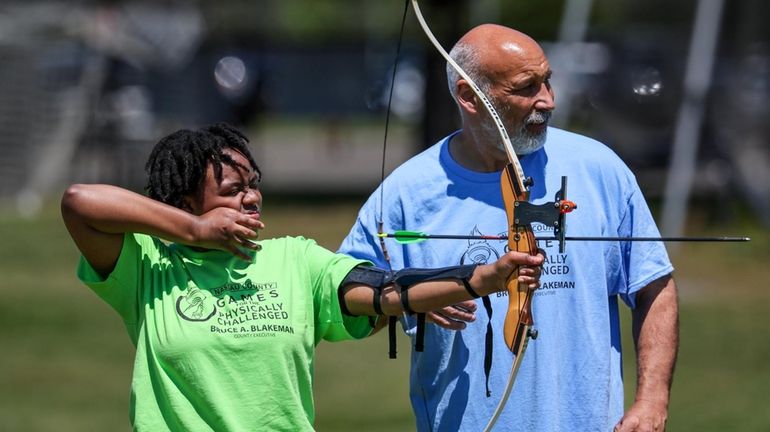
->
[378,0,411,359]
[378,0,411,268]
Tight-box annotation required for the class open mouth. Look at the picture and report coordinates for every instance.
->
[524,111,550,134]
[526,121,547,133]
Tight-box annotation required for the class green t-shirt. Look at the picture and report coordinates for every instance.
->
[77,233,372,431]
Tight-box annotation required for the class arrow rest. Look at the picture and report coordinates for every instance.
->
[512,176,575,253]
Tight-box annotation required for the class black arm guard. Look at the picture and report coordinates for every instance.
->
[339,265,389,316]
[340,263,480,357]
[392,264,481,314]
[339,264,479,316]
[392,264,478,353]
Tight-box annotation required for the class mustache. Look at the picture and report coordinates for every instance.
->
[524,110,551,126]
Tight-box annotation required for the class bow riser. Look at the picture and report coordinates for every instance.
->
[501,163,538,351]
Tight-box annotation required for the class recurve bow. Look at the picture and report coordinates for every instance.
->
[408,2,570,430]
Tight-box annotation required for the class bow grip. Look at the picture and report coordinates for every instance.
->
[501,164,538,353]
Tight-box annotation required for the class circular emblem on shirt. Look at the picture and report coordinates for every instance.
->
[461,243,500,266]
[176,288,217,322]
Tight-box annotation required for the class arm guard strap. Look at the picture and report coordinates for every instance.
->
[339,265,389,316]
[339,263,480,356]
[339,264,479,316]
[392,264,478,313]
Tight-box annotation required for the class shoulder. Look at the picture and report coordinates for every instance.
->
[355,134,452,214]
[130,232,173,259]
[258,235,318,250]
[384,134,449,183]
[544,128,642,202]
[546,127,632,174]
[546,128,620,160]
[264,236,368,273]
[259,236,350,259]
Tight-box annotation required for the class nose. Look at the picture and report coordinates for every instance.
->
[535,83,556,112]
[243,187,261,207]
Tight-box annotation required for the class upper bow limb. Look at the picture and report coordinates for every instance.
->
[615,274,679,432]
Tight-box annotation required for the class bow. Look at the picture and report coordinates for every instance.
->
[408,1,558,430]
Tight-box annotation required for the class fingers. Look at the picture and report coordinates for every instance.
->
[233,212,265,256]
[499,250,544,291]
[452,299,478,313]
[236,226,260,244]
[237,213,265,235]
[614,400,667,432]
[234,235,261,251]
[517,266,541,277]
[497,251,543,279]
[516,274,540,290]
[426,313,466,330]
[426,305,477,330]
[239,213,265,231]
[516,264,542,289]
[195,208,266,260]
[440,304,477,321]
[228,214,264,259]
[498,251,543,274]
[614,416,640,432]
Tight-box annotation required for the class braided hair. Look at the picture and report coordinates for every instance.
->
[145,123,261,209]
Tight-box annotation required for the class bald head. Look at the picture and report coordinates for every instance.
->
[447,24,548,99]
[459,24,542,62]
[446,24,555,161]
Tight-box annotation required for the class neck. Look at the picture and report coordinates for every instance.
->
[449,130,509,172]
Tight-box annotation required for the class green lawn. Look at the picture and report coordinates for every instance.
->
[0,199,767,431]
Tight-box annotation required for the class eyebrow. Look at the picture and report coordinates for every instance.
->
[220,172,259,187]
[511,69,551,86]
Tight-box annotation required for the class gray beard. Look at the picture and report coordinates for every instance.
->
[510,125,547,155]
[485,111,550,156]
[509,110,550,155]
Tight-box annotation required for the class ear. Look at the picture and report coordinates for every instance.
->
[455,80,480,115]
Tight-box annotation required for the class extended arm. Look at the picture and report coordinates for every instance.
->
[616,274,679,432]
[340,251,543,316]
[61,184,262,277]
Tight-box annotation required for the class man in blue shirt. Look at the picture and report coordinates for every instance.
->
[339,24,678,431]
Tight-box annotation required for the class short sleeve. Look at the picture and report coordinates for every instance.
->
[76,233,165,334]
[616,188,674,308]
[77,233,138,322]
[337,188,391,268]
[300,238,373,343]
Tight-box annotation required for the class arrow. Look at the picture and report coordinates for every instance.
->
[380,230,751,244]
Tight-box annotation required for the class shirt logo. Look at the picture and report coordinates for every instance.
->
[176,287,217,322]
[459,227,501,266]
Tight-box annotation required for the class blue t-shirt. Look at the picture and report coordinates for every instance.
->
[338,128,673,432]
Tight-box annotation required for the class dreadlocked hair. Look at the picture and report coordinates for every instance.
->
[144,123,261,209]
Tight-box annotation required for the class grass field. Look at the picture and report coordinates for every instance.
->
[0,198,768,431]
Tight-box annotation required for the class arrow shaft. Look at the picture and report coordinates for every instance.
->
[561,236,750,242]
[384,233,750,242]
